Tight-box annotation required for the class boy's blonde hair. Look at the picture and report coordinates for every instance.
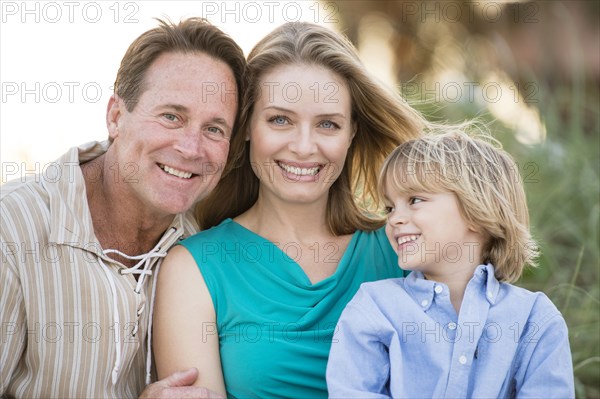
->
[379,128,538,282]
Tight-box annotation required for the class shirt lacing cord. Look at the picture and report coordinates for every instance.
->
[97,227,177,385]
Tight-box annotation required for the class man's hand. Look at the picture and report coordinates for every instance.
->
[139,368,225,399]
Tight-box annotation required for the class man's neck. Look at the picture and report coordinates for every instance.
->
[81,154,175,265]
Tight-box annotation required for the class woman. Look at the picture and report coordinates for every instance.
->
[153,22,426,397]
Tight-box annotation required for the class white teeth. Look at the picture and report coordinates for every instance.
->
[278,162,320,176]
[160,164,192,179]
[397,235,420,245]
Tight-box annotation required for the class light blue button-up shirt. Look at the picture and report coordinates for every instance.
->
[326,264,574,398]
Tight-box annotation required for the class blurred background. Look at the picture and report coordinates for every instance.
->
[1,0,599,396]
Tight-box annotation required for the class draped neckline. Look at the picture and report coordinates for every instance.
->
[226,218,360,287]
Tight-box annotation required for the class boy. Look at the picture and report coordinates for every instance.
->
[326,130,574,398]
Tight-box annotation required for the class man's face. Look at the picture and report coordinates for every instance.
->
[106,51,238,218]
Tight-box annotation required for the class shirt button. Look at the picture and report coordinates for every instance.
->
[448,322,457,330]
[421,299,429,307]
[459,355,468,365]
[434,286,443,294]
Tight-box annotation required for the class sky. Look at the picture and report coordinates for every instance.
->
[0,0,340,182]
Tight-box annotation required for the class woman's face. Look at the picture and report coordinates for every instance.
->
[248,63,354,207]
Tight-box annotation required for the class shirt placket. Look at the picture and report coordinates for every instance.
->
[119,268,148,343]
[444,278,490,398]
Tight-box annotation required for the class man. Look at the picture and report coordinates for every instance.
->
[1,18,245,398]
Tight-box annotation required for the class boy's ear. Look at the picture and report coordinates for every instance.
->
[469,225,483,234]
[467,222,487,236]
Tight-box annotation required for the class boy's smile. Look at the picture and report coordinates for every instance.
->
[384,188,486,284]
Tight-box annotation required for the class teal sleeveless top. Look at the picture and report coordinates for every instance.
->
[181,218,404,398]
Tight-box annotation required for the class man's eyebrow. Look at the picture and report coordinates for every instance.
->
[161,104,189,113]
[209,117,231,131]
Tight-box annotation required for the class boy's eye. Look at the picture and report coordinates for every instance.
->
[384,206,394,214]
[409,197,424,205]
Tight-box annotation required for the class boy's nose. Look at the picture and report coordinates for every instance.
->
[388,207,409,225]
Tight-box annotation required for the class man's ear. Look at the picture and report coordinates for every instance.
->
[106,94,123,141]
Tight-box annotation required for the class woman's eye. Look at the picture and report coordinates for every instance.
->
[319,120,339,129]
[269,115,289,125]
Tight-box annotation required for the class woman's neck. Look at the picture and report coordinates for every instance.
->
[241,199,331,240]
[235,193,355,284]
[235,195,334,244]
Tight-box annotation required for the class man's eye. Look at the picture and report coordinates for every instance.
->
[205,126,227,141]
[163,114,178,122]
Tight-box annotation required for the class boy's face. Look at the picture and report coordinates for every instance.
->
[383,185,486,282]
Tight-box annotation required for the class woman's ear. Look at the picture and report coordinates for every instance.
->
[346,121,357,148]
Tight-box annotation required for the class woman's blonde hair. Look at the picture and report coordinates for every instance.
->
[379,128,538,282]
[197,22,425,234]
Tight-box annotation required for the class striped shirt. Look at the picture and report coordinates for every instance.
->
[1,141,199,398]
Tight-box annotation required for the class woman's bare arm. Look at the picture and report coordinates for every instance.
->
[153,245,226,396]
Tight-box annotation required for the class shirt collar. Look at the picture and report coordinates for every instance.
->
[473,263,500,305]
[404,271,438,311]
[404,263,500,309]
[44,140,109,249]
[43,141,194,256]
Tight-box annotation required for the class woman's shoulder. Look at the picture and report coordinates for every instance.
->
[352,226,396,260]
[353,225,388,244]
[182,218,238,244]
